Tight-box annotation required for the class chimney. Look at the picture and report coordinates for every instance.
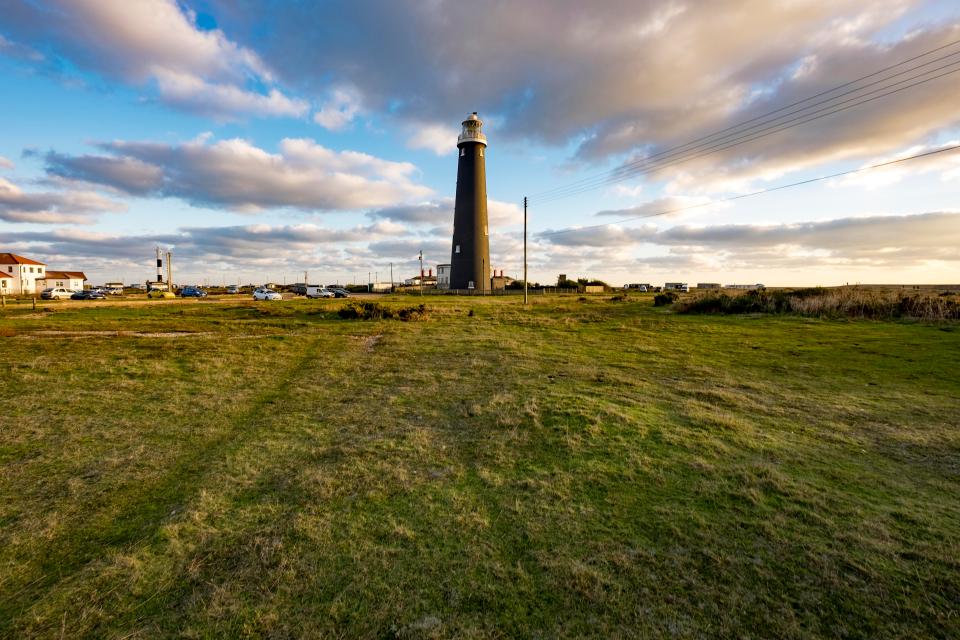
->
[429,268,433,277]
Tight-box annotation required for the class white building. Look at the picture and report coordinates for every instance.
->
[437,264,451,289]
[0,253,47,295]
[40,271,87,292]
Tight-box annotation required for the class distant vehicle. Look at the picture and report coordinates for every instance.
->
[253,288,282,301]
[226,285,240,294]
[71,290,106,300]
[179,286,208,298]
[289,284,307,295]
[331,288,350,298]
[104,286,124,295]
[147,288,175,299]
[305,285,334,298]
[624,283,650,292]
[41,287,73,300]
[664,282,689,293]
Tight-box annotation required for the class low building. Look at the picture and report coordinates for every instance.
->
[664,282,689,291]
[405,268,437,287]
[490,269,514,291]
[726,283,765,290]
[39,271,87,292]
[584,285,605,293]
[696,282,721,289]
[436,264,451,289]
[0,253,47,295]
[624,283,651,290]
[0,272,12,295]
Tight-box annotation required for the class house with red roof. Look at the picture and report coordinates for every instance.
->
[0,253,87,295]
[0,253,48,295]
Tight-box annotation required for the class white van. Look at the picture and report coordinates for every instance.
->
[305,285,334,299]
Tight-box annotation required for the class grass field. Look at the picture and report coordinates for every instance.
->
[1,295,958,638]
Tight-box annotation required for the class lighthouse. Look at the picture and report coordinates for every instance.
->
[450,112,491,291]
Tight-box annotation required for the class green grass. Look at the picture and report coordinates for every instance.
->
[1,296,958,638]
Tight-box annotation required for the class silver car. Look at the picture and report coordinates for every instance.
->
[41,287,73,300]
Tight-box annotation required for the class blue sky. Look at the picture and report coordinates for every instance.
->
[1,0,959,286]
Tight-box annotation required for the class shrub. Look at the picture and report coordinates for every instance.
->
[338,301,428,321]
[677,288,960,321]
[653,291,679,307]
[609,294,627,302]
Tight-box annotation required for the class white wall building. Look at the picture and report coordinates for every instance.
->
[437,264,451,289]
[0,253,47,295]
[40,271,87,292]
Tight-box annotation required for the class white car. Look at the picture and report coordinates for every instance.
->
[253,288,282,301]
[41,287,73,300]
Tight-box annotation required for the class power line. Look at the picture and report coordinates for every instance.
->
[532,61,960,204]
[537,143,960,238]
[529,38,960,203]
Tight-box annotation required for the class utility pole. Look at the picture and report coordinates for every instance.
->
[304,270,308,285]
[166,250,173,292]
[368,271,371,293]
[390,262,394,293]
[523,196,528,305]
[418,250,423,297]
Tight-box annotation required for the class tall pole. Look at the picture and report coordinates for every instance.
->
[166,250,173,292]
[419,251,423,296]
[368,271,371,293]
[390,262,394,293]
[523,196,528,305]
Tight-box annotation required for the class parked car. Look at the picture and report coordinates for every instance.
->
[253,288,282,301]
[305,285,334,298]
[147,288,175,299]
[41,287,73,300]
[226,285,240,294]
[180,286,208,298]
[104,286,124,295]
[289,284,307,296]
[71,290,106,300]
[331,288,350,298]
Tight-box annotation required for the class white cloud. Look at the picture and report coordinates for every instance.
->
[313,87,363,130]
[44,136,433,212]
[0,176,125,224]
[0,156,14,170]
[2,0,305,119]
[406,122,459,155]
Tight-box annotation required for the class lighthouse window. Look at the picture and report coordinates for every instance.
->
[479,149,484,157]
[484,225,488,236]
[460,148,465,157]
[455,245,461,254]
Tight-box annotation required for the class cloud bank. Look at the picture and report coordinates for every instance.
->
[44,136,433,212]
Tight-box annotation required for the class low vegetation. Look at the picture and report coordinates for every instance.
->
[1,295,958,638]
[338,300,429,321]
[678,287,960,320]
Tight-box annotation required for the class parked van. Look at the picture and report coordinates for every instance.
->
[305,285,334,299]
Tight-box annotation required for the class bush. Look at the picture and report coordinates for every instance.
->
[338,301,428,321]
[677,288,960,321]
[653,291,679,307]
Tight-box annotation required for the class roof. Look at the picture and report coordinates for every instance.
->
[43,270,87,280]
[0,273,11,278]
[0,252,46,266]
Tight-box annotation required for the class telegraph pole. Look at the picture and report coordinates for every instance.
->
[390,262,394,293]
[523,196,528,305]
[419,251,424,296]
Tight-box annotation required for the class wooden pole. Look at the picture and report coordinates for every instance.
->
[523,196,528,306]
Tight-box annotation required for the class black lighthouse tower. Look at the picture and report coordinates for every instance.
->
[450,112,490,291]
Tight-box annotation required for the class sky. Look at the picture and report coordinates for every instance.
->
[1,0,959,287]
